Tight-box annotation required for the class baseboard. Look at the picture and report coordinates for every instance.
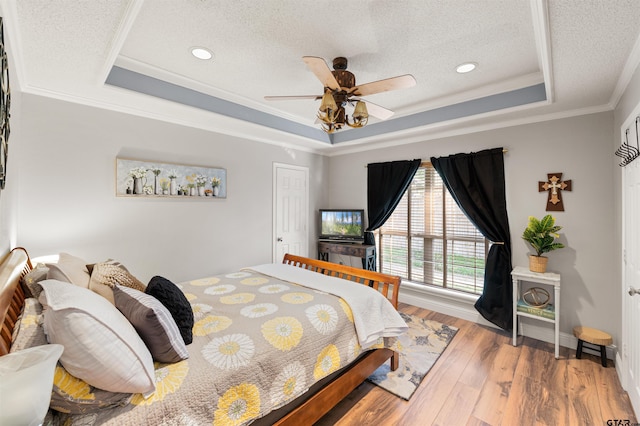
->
[617,352,626,389]
[399,286,488,324]
[399,286,617,360]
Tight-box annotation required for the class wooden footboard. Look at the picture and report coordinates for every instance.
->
[282,253,401,309]
[277,253,402,425]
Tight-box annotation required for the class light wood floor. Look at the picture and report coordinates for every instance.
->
[316,303,636,426]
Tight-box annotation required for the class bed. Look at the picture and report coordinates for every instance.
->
[0,248,404,425]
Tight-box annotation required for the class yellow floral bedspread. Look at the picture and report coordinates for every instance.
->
[55,269,391,425]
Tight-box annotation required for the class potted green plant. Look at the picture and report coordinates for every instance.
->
[521,215,564,273]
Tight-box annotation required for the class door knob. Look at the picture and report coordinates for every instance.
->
[277,237,283,242]
[629,287,640,296]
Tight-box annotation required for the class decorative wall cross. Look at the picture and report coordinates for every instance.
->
[538,173,572,211]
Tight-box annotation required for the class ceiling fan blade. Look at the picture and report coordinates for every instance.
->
[353,98,394,120]
[351,74,416,97]
[302,56,340,91]
[264,95,321,101]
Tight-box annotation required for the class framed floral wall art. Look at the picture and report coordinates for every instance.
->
[116,158,226,199]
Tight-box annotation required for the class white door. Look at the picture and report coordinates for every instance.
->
[622,155,640,413]
[273,163,309,262]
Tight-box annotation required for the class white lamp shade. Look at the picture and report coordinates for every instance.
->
[0,344,64,426]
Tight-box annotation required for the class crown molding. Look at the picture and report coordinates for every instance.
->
[610,27,640,108]
[530,0,555,104]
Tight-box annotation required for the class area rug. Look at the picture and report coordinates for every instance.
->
[367,312,458,400]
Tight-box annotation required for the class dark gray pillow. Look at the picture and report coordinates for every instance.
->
[113,285,189,363]
[145,276,194,345]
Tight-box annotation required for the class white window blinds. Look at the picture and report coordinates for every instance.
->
[378,164,487,294]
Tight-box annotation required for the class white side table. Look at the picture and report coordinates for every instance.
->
[511,266,561,358]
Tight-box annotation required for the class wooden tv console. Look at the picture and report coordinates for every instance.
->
[317,240,376,271]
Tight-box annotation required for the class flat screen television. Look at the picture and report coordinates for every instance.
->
[319,209,365,242]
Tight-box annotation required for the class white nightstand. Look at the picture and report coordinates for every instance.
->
[511,266,561,359]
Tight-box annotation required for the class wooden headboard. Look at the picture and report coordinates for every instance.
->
[0,247,32,355]
[282,253,401,309]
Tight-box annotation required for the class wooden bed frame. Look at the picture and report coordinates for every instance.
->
[0,248,402,425]
[0,247,31,356]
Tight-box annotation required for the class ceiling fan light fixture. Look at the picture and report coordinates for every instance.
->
[191,47,213,60]
[456,62,477,73]
[347,101,369,128]
[317,110,338,125]
[267,56,415,133]
[346,117,367,128]
[319,91,338,112]
[318,91,340,127]
[320,122,338,134]
[353,101,368,119]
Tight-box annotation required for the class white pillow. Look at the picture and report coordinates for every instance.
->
[46,253,90,288]
[39,279,155,394]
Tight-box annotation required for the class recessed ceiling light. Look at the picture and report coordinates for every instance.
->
[191,47,213,60]
[456,62,477,73]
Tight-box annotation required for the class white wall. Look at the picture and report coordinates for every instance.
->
[0,89,20,254]
[13,94,328,283]
[327,112,618,347]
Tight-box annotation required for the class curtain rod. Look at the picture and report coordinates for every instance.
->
[364,149,508,167]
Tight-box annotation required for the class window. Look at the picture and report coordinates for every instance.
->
[376,163,488,294]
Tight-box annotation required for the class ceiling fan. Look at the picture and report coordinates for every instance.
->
[265,56,416,133]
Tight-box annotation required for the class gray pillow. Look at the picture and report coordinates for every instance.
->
[10,298,47,352]
[113,285,189,363]
[20,264,49,298]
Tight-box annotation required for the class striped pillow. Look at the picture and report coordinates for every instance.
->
[40,280,155,394]
[10,299,133,414]
[113,285,189,363]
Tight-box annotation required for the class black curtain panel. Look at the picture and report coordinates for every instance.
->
[431,148,513,331]
[365,159,421,246]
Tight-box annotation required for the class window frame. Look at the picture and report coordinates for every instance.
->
[375,162,489,295]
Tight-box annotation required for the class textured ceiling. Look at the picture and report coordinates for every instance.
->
[3,0,640,153]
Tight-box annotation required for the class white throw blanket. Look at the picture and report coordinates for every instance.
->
[246,263,408,349]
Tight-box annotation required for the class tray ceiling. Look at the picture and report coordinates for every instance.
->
[3,0,640,153]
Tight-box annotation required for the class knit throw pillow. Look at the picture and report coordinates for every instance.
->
[88,260,146,304]
[145,276,194,345]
